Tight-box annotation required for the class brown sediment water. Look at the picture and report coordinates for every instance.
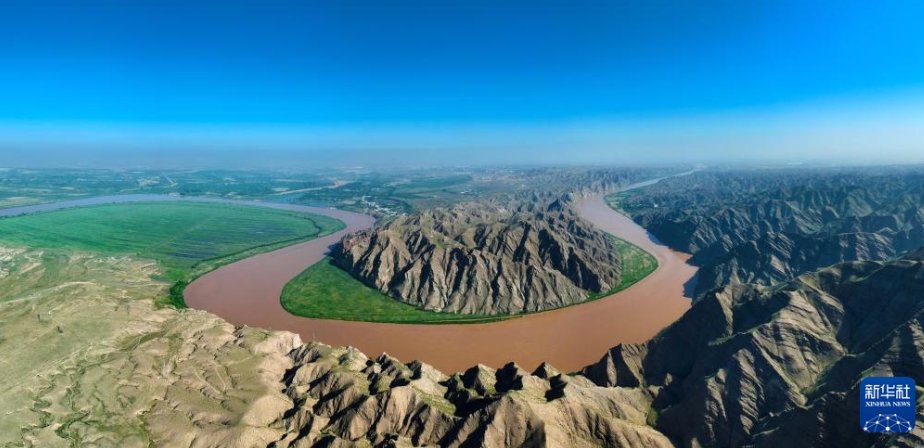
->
[0,183,698,373]
[184,191,699,374]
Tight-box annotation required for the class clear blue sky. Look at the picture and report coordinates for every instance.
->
[2,1,924,166]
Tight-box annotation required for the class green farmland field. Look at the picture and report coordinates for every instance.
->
[0,202,344,306]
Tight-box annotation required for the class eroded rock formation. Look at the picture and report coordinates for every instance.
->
[582,253,924,447]
[331,199,622,314]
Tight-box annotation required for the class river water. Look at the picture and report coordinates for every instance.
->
[2,175,698,373]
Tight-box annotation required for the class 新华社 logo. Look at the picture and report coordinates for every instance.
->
[860,376,916,433]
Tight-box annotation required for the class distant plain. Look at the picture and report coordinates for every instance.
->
[0,202,344,307]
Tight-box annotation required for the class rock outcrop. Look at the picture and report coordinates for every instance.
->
[274,345,672,447]
[693,231,897,297]
[582,254,924,447]
[621,168,924,299]
[627,168,922,252]
[331,199,622,314]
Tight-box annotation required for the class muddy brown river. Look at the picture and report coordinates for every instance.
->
[183,188,698,374]
[2,177,698,374]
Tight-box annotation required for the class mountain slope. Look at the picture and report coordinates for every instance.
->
[274,345,672,447]
[582,253,924,447]
[634,173,924,258]
[620,168,924,300]
[331,198,622,315]
[694,231,897,297]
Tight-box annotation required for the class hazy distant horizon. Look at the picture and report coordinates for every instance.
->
[4,89,924,169]
[2,148,922,171]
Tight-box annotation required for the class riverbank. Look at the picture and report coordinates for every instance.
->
[0,182,698,373]
[185,193,697,373]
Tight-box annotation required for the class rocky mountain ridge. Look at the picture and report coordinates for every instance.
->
[693,231,897,297]
[270,342,672,447]
[621,168,924,299]
[331,197,622,315]
[581,252,924,447]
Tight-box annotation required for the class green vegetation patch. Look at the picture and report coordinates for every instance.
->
[588,235,659,300]
[0,202,344,306]
[281,259,509,324]
[604,190,644,215]
[282,234,658,324]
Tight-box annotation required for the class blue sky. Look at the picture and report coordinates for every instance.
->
[2,1,924,165]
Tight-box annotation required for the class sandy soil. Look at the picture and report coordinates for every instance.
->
[185,195,698,373]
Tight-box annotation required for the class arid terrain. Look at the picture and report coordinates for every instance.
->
[620,167,924,299]
[5,243,924,447]
[2,165,924,448]
[332,197,623,315]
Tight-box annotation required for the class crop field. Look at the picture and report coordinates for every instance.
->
[0,202,344,306]
[281,259,510,324]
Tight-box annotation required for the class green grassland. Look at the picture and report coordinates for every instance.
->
[0,202,344,307]
[281,234,658,324]
[604,190,642,215]
[281,259,509,324]
[587,235,659,300]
